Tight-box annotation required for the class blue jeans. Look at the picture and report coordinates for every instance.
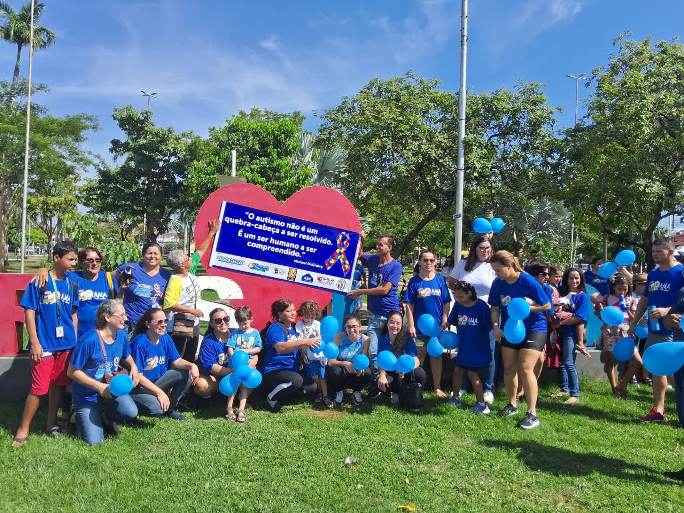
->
[367,314,387,379]
[74,395,138,446]
[559,333,579,397]
[675,365,684,428]
[130,369,191,416]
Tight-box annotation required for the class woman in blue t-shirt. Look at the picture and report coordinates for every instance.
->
[261,299,320,412]
[193,307,234,399]
[376,311,426,404]
[489,250,550,430]
[327,313,371,407]
[67,299,139,445]
[129,308,199,421]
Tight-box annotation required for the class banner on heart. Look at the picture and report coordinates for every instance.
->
[209,202,361,293]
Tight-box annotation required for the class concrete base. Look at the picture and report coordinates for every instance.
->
[542,349,605,382]
[0,355,30,401]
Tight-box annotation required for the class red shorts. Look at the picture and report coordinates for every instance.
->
[30,350,72,396]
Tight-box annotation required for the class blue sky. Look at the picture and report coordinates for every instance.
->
[1,0,683,162]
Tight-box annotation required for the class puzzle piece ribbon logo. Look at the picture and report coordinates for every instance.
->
[325,231,351,275]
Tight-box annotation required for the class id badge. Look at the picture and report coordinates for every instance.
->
[55,326,64,338]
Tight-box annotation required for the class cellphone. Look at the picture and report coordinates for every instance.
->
[119,266,133,285]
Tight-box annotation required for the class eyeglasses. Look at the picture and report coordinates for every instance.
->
[111,313,128,320]
[84,258,102,264]
[345,324,361,330]
[213,317,230,325]
[421,259,435,263]
[151,319,168,326]
[538,272,549,276]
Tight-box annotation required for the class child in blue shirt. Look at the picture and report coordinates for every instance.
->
[295,301,327,406]
[225,306,262,422]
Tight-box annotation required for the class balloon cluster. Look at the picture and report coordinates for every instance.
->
[643,342,684,376]
[597,249,636,279]
[503,298,531,344]
[219,350,264,396]
[472,217,506,235]
[319,315,371,370]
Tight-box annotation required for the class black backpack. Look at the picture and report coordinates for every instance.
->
[399,378,424,412]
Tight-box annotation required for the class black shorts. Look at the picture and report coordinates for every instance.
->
[500,331,546,352]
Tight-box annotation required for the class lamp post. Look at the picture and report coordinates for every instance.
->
[141,90,157,107]
[566,73,587,266]
[454,0,468,262]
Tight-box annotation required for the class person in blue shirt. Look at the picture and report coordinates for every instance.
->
[629,237,684,423]
[261,299,320,413]
[225,306,262,422]
[447,281,492,414]
[550,268,591,404]
[67,299,140,445]
[327,313,371,406]
[584,257,610,296]
[193,308,234,397]
[489,250,550,430]
[129,308,200,421]
[376,311,426,405]
[13,240,80,448]
[404,250,451,398]
[113,242,171,330]
[346,235,403,383]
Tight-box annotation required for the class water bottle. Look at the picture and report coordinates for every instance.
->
[648,306,660,332]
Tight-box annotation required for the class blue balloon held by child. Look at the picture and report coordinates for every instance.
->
[615,249,636,266]
[322,342,340,360]
[320,316,340,342]
[438,330,459,349]
[417,314,441,337]
[426,337,444,358]
[377,350,397,371]
[612,337,636,362]
[219,373,241,396]
[490,217,506,234]
[395,354,416,374]
[231,350,250,368]
[643,342,684,377]
[507,297,530,321]
[598,261,618,279]
[600,306,624,327]
[109,374,133,397]
[242,368,263,389]
[235,364,252,381]
[503,318,526,344]
[352,354,370,371]
[472,217,492,234]
[634,323,648,339]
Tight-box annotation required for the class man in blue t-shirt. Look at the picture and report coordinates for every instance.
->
[347,235,403,381]
[584,257,609,296]
[13,241,80,448]
[629,237,684,423]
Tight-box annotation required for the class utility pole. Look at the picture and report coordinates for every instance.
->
[566,73,588,266]
[454,0,468,262]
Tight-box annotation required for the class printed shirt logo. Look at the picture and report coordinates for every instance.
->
[648,280,670,293]
[79,289,108,302]
[144,355,166,371]
[235,334,258,350]
[42,290,71,305]
[458,314,479,327]
[417,287,441,298]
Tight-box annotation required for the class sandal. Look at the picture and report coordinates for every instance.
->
[550,390,568,398]
[11,436,27,449]
[225,410,237,421]
[46,426,63,437]
[236,410,246,423]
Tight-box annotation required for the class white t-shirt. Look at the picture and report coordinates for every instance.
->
[449,259,496,303]
[295,320,323,362]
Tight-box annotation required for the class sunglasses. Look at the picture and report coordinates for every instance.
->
[84,258,102,264]
[538,272,549,276]
[345,324,361,330]
[151,319,168,326]
[213,317,230,325]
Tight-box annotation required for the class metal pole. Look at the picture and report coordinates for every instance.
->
[454,0,468,261]
[20,0,35,273]
[231,149,237,177]
[574,78,579,126]
[566,73,586,269]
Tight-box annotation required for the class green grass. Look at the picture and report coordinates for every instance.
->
[1,380,682,513]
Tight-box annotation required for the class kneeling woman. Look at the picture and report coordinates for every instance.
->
[262,299,320,412]
[129,308,200,420]
[376,311,426,403]
[68,299,140,445]
[327,314,372,406]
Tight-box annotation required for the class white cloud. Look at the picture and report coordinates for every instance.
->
[258,34,281,52]
[514,0,585,39]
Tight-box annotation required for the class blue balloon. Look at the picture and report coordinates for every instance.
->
[503,318,526,344]
[635,323,649,339]
[426,337,444,358]
[438,330,459,349]
[417,314,441,337]
[235,364,252,381]
[109,374,133,397]
[322,342,339,360]
[507,298,531,321]
[600,306,624,327]
[643,342,684,376]
[352,354,370,371]
[598,261,618,279]
[395,354,416,374]
[615,249,636,267]
[320,316,339,342]
[231,350,250,368]
[490,217,506,234]
[612,337,636,362]
[472,217,492,234]
[219,373,241,396]
[377,350,397,371]
[242,368,263,389]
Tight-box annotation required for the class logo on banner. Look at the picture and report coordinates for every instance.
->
[317,276,335,286]
[324,231,351,275]
[248,263,269,273]
[287,268,297,281]
[336,279,347,291]
[218,256,245,266]
[300,274,314,283]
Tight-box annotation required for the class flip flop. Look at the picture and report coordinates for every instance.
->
[236,410,246,423]
[225,410,237,421]
[11,436,27,449]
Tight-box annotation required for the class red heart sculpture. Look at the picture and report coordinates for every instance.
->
[195,183,362,330]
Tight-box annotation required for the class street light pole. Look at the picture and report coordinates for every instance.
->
[140,90,158,107]
[454,0,468,262]
[566,73,587,266]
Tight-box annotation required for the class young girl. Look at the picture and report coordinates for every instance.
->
[226,306,262,422]
[327,314,371,406]
[295,301,327,406]
[447,281,493,414]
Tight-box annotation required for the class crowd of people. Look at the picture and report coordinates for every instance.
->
[8,228,684,481]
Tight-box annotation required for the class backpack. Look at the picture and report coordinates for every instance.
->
[399,377,424,412]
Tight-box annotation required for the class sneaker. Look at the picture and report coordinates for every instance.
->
[458,389,467,398]
[390,392,400,405]
[640,407,667,423]
[518,412,540,430]
[483,391,494,405]
[166,410,185,421]
[353,391,363,405]
[335,391,344,406]
[447,396,462,408]
[46,426,64,437]
[322,397,334,409]
[642,378,653,386]
[265,399,284,413]
[629,377,639,386]
[500,403,519,417]
[470,402,491,415]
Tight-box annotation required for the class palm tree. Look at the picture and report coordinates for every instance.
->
[0,1,55,93]
[294,131,347,187]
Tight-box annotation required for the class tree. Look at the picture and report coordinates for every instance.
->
[294,131,346,187]
[0,1,55,95]
[318,73,559,257]
[87,106,200,242]
[559,37,684,265]
[28,174,78,245]
[187,109,313,207]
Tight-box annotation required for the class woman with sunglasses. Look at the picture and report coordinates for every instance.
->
[326,314,371,406]
[129,308,199,420]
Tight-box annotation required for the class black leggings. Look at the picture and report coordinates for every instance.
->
[262,370,317,402]
[327,366,372,395]
[387,367,427,393]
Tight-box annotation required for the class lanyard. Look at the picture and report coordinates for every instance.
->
[96,330,112,373]
[49,272,63,327]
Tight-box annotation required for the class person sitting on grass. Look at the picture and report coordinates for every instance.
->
[129,308,199,421]
[376,311,425,405]
[295,301,328,407]
[13,241,80,448]
[327,313,371,407]
[193,308,235,409]
[447,281,493,415]
[68,300,140,445]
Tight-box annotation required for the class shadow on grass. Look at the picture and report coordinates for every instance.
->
[482,439,673,485]
[537,398,640,424]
